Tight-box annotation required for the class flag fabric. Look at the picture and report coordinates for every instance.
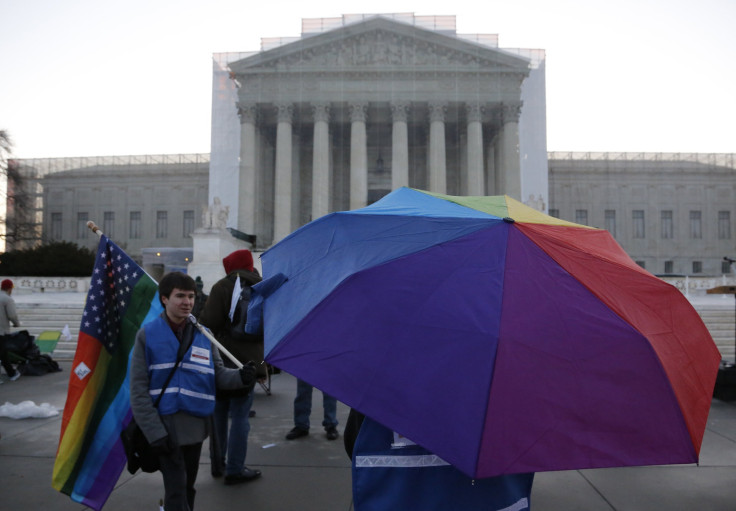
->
[52,234,162,510]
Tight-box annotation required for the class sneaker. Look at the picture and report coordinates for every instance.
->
[224,467,262,485]
[285,427,309,440]
[9,373,20,382]
[326,427,339,441]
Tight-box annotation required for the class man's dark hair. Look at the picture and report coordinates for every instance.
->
[158,272,196,306]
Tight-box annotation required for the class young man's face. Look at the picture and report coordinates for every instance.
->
[162,287,195,323]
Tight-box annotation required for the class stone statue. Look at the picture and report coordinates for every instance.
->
[202,197,229,229]
[524,194,546,212]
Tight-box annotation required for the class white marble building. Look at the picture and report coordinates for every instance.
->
[6,14,733,280]
[209,14,548,248]
[548,152,736,276]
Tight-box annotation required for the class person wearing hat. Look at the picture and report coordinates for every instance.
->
[0,279,21,381]
[199,249,265,485]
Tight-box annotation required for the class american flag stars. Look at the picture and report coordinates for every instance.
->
[80,236,147,354]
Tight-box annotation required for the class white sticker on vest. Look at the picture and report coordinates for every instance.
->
[190,346,210,365]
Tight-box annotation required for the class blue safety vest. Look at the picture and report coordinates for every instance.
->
[353,417,534,511]
[145,316,216,417]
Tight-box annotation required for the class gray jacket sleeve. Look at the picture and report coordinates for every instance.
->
[129,327,168,444]
[5,299,19,327]
[212,346,247,390]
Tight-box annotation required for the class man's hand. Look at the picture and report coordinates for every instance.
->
[239,361,257,388]
[150,435,175,456]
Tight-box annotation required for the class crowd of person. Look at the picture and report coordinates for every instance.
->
[1,249,533,511]
[129,250,352,511]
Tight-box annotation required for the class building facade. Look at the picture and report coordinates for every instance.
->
[6,152,735,276]
[210,14,548,248]
[11,154,209,262]
[548,152,736,275]
[4,15,733,277]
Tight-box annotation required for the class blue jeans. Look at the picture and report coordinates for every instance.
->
[213,391,254,476]
[294,378,338,430]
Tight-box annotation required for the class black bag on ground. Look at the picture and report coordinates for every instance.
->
[19,354,62,376]
[1,330,40,359]
[120,418,160,474]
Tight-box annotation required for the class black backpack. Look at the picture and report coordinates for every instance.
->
[228,275,252,342]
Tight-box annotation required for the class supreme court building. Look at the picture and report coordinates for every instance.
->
[7,14,733,278]
[209,14,548,248]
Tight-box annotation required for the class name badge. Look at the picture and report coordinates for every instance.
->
[190,346,210,365]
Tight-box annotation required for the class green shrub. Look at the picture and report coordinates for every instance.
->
[0,242,96,276]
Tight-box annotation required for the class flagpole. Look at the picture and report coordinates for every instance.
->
[86,221,244,369]
[87,220,103,238]
[188,315,244,369]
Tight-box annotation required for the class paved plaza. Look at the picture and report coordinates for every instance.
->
[1,359,736,510]
[0,291,735,509]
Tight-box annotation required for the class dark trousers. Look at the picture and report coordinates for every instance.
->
[0,339,17,377]
[159,442,203,511]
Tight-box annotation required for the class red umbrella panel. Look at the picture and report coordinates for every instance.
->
[258,188,721,478]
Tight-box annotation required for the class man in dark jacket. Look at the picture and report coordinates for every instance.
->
[199,249,265,485]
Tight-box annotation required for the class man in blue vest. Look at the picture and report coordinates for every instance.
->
[130,272,256,511]
[345,409,534,511]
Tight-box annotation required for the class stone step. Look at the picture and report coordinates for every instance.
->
[14,302,84,360]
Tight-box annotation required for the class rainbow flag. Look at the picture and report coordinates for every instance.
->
[52,234,162,510]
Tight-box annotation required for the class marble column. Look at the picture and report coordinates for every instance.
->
[428,101,447,194]
[498,102,522,199]
[273,102,294,242]
[312,102,331,220]
[237,103,258,235]
[466,103,485,195]
[350,101,368,210]
[391,101,410,190]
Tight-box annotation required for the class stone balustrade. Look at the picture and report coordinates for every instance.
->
[1,276,90,294]
[1,274,733,298]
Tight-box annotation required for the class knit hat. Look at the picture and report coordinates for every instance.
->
[1,279,13,291]
[222,249,254,274]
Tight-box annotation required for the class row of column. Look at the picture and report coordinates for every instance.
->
[238,101,522,243]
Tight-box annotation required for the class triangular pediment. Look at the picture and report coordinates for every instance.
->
[229,16,530,75]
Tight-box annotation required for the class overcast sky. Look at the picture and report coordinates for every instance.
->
[2,0,734,159]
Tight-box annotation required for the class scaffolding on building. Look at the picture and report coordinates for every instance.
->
[548,151,736,169]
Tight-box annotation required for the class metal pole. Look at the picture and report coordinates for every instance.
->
[188,315,243,369]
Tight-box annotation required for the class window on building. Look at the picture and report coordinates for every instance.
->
[575,209,588,226]
[604,209,616,237]
[633,210,645,239]
[664,260,674,274]
[130,211,142,239]
[692,261,702,274]
[183,210,195,238]
[156,211,168,239]
[635,260,646,269]
[722,260,732,274]
[548,208,559,219]
[103,211,115,239]
[661,210,673,239]
[718,211,731,240]
[77,212,89,239]
[51,213,62,241]
[689,210,702,239]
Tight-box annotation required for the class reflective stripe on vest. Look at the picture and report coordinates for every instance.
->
[352,417,534,511]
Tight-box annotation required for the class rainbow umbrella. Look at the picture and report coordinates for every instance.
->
[258,187,720,478]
